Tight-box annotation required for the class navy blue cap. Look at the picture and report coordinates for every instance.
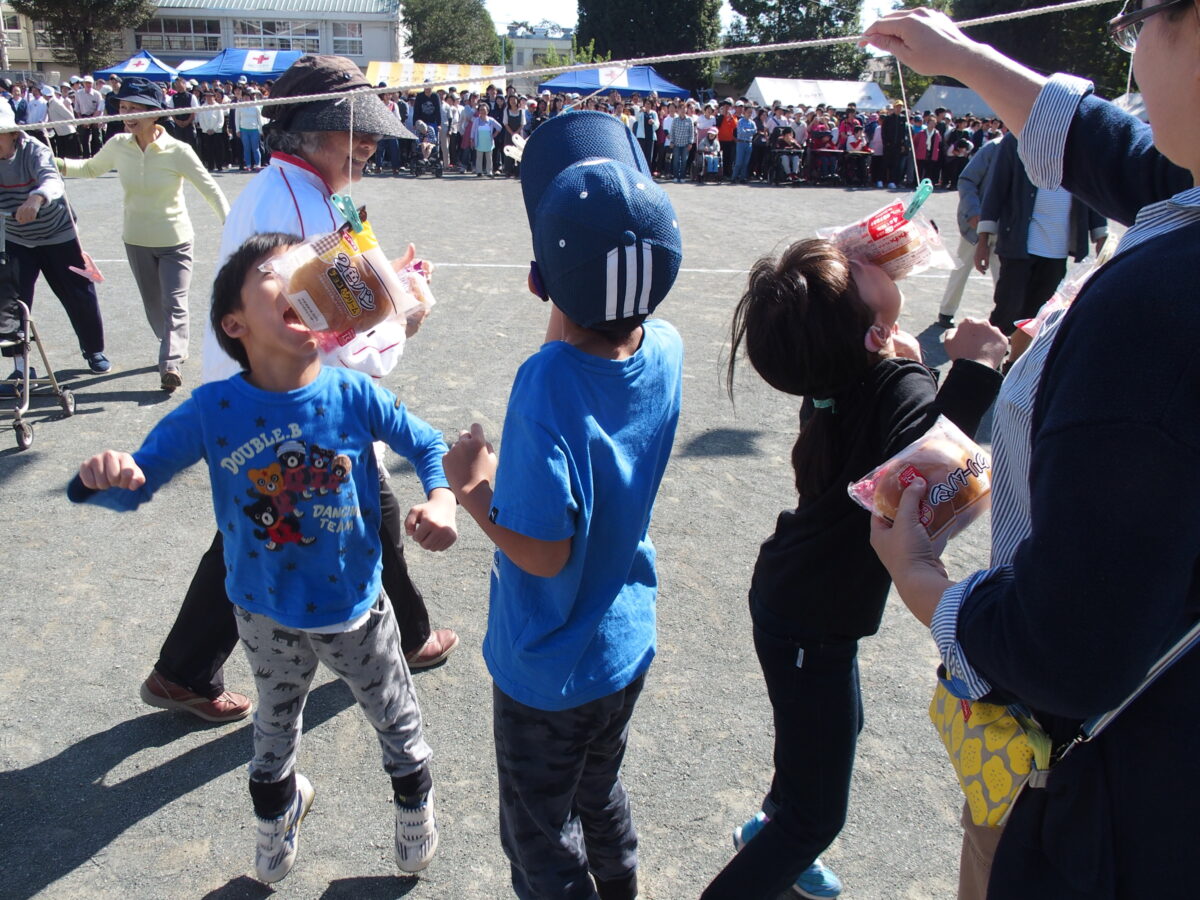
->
[520,111,681,328]
[116,77,163,109]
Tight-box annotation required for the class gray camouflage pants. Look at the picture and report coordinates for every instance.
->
[493,674,646,900]
[235,595,431,784]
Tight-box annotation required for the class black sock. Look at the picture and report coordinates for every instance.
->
[392,766,432,806]
[249,771,296,819]
[595,871,638,900]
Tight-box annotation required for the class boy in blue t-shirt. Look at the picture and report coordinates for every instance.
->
[443,112,684,900]
[68,232,457,885]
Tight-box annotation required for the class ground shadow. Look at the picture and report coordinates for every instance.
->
[916,323,950,369]
[199,876,275,900]
[0,678,356,900]
[680,427,764,458]
[319,875,421,898]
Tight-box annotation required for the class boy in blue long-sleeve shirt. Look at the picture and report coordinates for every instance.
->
[69,231,456,885]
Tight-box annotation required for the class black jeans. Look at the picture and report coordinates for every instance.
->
[494,675,646,900]
[155,473,433,698]
[702,595,862,899]
[989,254,1067,336]
[7,238,104,354]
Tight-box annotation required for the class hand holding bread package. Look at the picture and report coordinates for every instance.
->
[818,198,953,281]
[848,416,992,541]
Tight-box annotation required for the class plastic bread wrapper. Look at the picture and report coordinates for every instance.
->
[266,210,421,338]
[817,199,954,281]
[847,415,993,541]
[316,264,438,381]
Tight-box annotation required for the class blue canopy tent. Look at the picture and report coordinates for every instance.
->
[180,49,304,84]
[94,50,178,82]
[539,65,689,99]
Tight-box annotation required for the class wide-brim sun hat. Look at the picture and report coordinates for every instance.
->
[116,76,165,109]
[520,110,681,328]
[265,54,414,140]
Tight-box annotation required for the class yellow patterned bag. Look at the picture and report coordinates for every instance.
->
[929,674,1052,828]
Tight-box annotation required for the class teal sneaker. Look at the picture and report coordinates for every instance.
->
[731,811,844,899]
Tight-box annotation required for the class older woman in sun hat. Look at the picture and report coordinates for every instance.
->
[57,76,229,390]
[138,56,457,730]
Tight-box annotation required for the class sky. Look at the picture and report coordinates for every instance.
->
[483,0,897,33]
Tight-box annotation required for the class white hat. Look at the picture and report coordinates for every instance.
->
[82,74,94,82]
[40,84,54,97]
[0,101,13,128]
[237,75,248,84]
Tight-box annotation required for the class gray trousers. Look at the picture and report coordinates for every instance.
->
[939,234,999,318]
[235,595,431,784]
[124,241,193,372]
[493,675,645,900]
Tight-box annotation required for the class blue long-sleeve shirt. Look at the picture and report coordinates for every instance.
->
[68,366,449,629]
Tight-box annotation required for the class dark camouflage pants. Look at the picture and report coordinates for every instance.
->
[235,595,431,784]
[493,674,646,900]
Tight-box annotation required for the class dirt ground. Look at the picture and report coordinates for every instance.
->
[0,165,1006,899]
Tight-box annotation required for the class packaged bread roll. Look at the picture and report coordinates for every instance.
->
[848,416,992,541]
[268,210,417,337]
[818,199,953,281]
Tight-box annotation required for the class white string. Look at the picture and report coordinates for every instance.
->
[5,0,1120,137]
[895,57,921,187]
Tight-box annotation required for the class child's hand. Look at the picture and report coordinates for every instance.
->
[389,242,417,275]
[443,423,498,498]
[79,451,145,491]
[405,304,429,338]
[944,318,1008,370]
[405,488,458,551]
[890,328,923,363]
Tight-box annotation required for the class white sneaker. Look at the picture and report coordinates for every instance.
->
[254,773,315,884]
[887,182,897,189]
[395,784,439,872]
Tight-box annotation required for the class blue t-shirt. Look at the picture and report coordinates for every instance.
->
[736,117,757,142]
[483,318,684,710]
[68,367,449,629]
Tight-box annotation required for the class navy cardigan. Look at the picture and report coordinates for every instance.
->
[959,93,1198,899]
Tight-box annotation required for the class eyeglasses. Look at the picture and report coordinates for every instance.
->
[1108,0,1191,51]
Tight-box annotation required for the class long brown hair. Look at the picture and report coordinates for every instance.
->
[728,238,878,499]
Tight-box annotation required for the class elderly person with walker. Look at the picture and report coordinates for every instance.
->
[865,6,1200,900]
[137,55,459,726]
[57,77,228,392]
[0,99,109,394]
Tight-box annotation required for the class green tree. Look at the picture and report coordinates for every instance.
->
[953,0,1131,98]
[722,0,866,87]
[577,0,723,89]
[11,0,156,74]
[540,37,612,69]
[403,0,503,64]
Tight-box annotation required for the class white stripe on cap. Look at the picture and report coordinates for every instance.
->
[623,243,637,319]
[605,247,619,321]
[638,241,653,315]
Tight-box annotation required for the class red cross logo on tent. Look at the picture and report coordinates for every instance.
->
[129,59,148,70]
[252,54,269,64]
[245,50,277,72]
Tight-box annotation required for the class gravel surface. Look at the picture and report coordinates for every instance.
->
[0,166,1005,900]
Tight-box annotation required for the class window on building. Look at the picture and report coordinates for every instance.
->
[3,13,22,48]
[234,20,320,53]
[135,18,221,53]
[332,22,362,56]
[33,20,66,49]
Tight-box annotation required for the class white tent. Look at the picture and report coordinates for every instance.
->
[1112,92,1148,122]
[744,77,889,111]
[913,85,995,118]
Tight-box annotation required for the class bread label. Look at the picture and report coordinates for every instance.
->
[287,289,328,332]
[928,453,990,507]
[867,201,906,239]
[328,251,377,318]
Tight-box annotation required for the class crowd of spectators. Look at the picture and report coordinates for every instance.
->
[1,72,1007,191]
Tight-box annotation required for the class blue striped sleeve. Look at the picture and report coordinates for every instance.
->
[1017,73,1093,191]
[930,569,1008,699]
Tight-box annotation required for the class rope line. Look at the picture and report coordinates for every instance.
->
[4,0,1120,137]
